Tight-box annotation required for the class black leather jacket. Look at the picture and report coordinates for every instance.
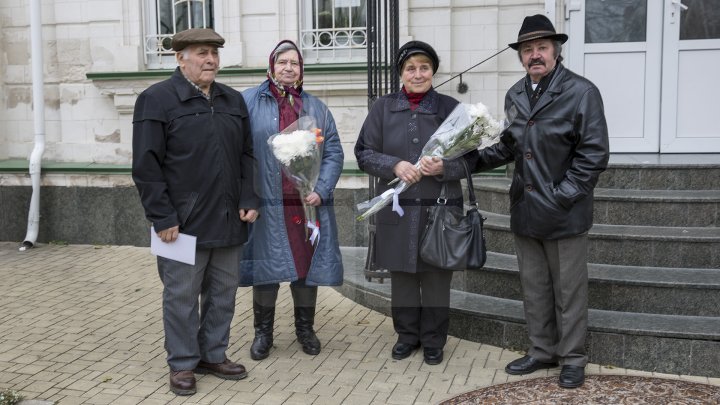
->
[475,63,609,239]
[132,68,258,248]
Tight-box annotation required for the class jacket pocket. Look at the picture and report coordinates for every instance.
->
[172,191,199,227]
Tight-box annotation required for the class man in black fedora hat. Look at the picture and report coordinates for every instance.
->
[473,14,609,389]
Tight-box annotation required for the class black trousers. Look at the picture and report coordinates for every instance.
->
[390,271,453,349]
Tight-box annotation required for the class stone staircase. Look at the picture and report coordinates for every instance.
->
[459,156,720,377]
[338,154,720,377]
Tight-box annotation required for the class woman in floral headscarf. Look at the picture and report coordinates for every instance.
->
[239,40,344,361]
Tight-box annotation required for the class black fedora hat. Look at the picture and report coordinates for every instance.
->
[508,14,568,50]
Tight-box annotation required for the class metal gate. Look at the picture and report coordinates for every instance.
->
[364,0,399,282]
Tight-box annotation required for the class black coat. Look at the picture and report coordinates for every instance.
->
[132,68,259,248]
[355,89,476,273]
[475,64,609,239]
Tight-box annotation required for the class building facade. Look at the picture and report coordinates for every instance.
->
[1,0,719,245]
[0,0,544,168]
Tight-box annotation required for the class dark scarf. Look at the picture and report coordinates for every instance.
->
[402,86,428,111]
[525,63,558,109]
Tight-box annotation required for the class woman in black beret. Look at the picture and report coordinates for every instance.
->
[355,40,477,365]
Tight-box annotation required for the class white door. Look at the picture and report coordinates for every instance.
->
[565,0,720,153]
[660,0,720,152]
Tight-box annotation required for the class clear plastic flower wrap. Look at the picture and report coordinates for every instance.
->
[268,116,324,243]
[356,102,510,221]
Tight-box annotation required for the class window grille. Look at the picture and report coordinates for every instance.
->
[144,0,214,68]
[300,0,368,63]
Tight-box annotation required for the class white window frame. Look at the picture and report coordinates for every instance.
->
[144,0,215,69]
[299,0,367,63]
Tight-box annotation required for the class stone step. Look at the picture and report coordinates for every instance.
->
[481,210,720,268]
[338,247,720,378]
[454,252,720,317]
[474,176,720,227]
[600,154,720,190]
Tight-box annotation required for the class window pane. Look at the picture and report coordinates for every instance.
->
[147,0,213,68]
[585,0,647,43]
[317,0,333,29]
[680,0,720,40]
[300,0,367,63]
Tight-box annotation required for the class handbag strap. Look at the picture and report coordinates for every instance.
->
[436,158,478,207]
[461,159,478,207]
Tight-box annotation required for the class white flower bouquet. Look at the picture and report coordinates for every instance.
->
[268,117,324,244]
[356,102,507,221]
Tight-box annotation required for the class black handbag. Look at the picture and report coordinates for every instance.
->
[420,160,487,270]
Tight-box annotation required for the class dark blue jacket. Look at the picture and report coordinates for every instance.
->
[132,67,258,248]
[355,89,476,273]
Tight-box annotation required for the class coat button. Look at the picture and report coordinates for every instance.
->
[528,120,535,126]
[412,138,419,144]
[526,184,534,191]
[415,198,421,203]
[525,152,532,159]
[411,113,417,119]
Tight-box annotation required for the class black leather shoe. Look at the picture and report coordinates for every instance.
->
[423,347,443,365]
[505,355,558,375]
[559,365,585,388]
[391,342,420,360]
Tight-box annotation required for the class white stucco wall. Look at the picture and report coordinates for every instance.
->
[0,0,544,165]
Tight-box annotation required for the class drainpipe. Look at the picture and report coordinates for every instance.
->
[20,0,45,251]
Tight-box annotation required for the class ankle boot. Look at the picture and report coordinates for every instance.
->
[250,285,279,360]
[290,284,321,355]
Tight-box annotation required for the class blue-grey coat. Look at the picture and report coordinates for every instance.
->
[239,80,344,286]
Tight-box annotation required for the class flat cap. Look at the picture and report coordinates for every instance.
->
[171,28,225,52]
[396,40,439,75]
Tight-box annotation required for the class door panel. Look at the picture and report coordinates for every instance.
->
[584,52,645,140]
[566,0,662,152]
[660,0,720,152]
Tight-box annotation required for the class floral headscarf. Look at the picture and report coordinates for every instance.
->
[268,40,304,120]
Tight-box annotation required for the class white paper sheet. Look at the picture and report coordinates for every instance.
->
[150,227,197,265]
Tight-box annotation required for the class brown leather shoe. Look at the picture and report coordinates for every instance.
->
[169,370,196,395]
[195,359,248,380]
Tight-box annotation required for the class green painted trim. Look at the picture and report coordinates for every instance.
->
[86,63,370,81]
[0,159,505,177]
[0,160,130,174]
[0,159,366,176]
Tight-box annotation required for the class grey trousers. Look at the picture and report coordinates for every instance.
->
[157,244,242,371]
[514,233,589,367]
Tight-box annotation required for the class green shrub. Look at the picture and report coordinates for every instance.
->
[0,389,24,405]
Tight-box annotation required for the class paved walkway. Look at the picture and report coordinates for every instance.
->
[0,242,717,405]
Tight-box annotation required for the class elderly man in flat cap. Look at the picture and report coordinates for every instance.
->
[473,14,609,388]
[132,28,259,395]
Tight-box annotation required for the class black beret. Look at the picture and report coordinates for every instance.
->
[171,28,225,52]
[396,40,439,75]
